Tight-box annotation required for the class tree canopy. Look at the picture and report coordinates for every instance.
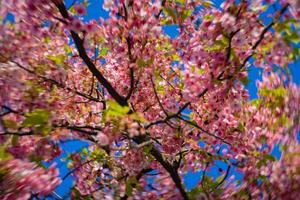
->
[0,0,299,199]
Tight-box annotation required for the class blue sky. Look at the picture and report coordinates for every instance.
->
[44,0,300,198]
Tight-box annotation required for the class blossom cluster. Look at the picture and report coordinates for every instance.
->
[0,159,61,200]
[0,0,299,199]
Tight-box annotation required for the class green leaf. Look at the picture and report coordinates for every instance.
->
[11,135,19,146]
[263,154,276,162]
[171,53,180,61]
[285,32,300,44]
[100,47,109,56]
[82,147,89,155]
[206,179,219,188]
[182,9,192,21]
[143,144,153,155]
[125,177,138,196]
[203,0,214,7]
[72,188,81,200]
[256,160,265,168]
[197,68,205,75]
[260,42,274,55]
[64,45,72,54]
[215,188,223,195]
[278,114,292,128]
[204,36,228,52]
[216,175,224,183]
[3,119,17,129]
[0,146,11,162]
[240,76,249,86]
[130,113,147,123]
[164,7,177,23]
[67,162,73,169]
[90,147,106,161]
[103,100,130,119]
[250,99,262,108]
[280,144,288,152]
[290,48,300,61]
[44,37,51,44]
[82,0,90,7]
[203,15,214,21]
[22,109,50,135]
[176,0,186,4]
[258,135,267,144]
[160,18,173,25]
[237,122,245,132]
[136,58,154,68]
[47,54,65,65]
[125,182,133,196]
[259,86,287,108]
[69,6,76,15]
[257,154,276,168]
[22,109,50,127]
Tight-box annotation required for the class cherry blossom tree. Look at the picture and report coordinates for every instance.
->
[0,0,299,199]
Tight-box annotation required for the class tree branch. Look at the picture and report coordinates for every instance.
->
[215,165,231,189]
[150,77,168,116]
[132,135,188,200]
[11,61,104,103]
[155,0,166,18]
[54,2,128,106]
[177,116,231,146]
[62,159,95,180]
[120,168,153,200]
[221,4,289,80]
[125,37,135,100]
[0,131,34,136]
[0,105,20,117]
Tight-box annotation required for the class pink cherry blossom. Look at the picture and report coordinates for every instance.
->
[96,132,109,146]
[0,0,299,199]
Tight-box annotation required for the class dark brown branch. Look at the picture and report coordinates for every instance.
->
[0,124,101,137]
[132,135,188,200]
[54,2,128,106]
[125,68,135,100]
[88,75,95,96]
[120,168,153,200]
[160,74,177,91]
[221,4,289,80]
[145,115,173,129]
[155,0,166,18]
[150,77,168,116]
[123,0,135,101]
[1,105,20,117]
[145,3,289,140]
[200,162,209,188]
[173,151,183,170]
[215,165,231,189]
[125,37,135,100]
[145,88,208,129]
[217,30,240,80]
[177,116,231,146]
[62,159,95,180]
[123,3,128,21]
[150,147,188,200]
[54,124,101,135]
[11,61,103,103]
[0,131,34,136]
[125,35,134,62]
[67,0,77,10]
